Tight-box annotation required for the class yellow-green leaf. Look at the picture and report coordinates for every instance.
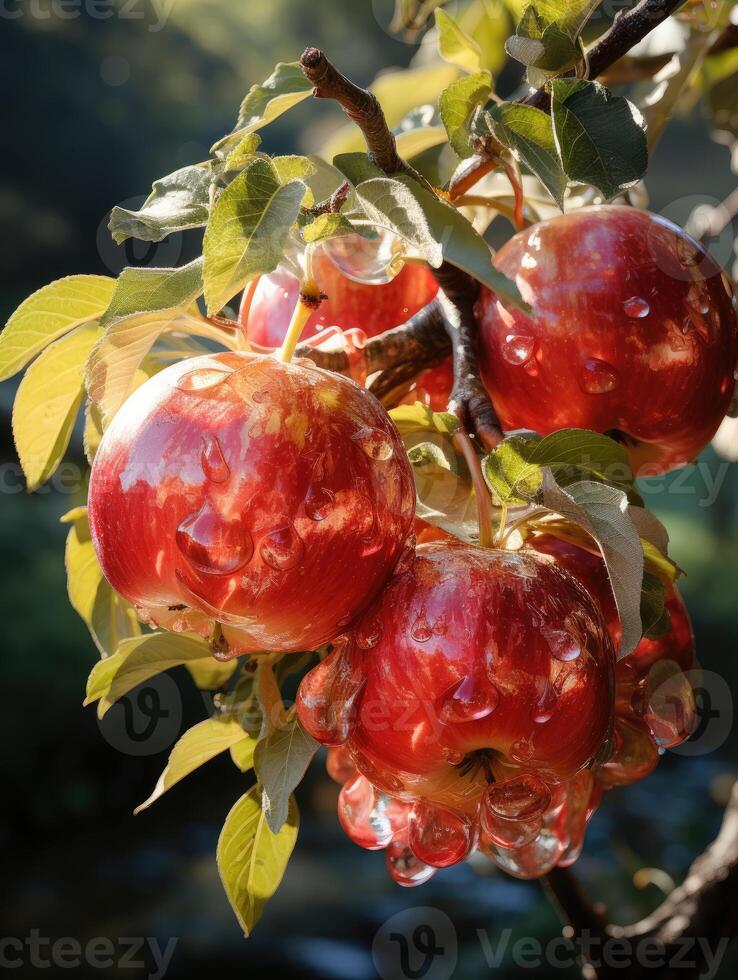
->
[436,8,483,72]
[0,275,114,382]
[203,158,306,315]
[64,508,140,657]
[85,632,217,717]
[217,785,299,937]
[230,737,257,773]
[12,324,101,490]
[185,657,240,690]
[135,716,254,813]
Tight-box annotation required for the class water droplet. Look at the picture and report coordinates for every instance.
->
[176,503,253,575]
[393,535,417,577]
[510,737,535,764]
[351,426,394,460]
[624,296,650,318]
[580,358,619,395]
[411,614,432,643]
[408,801,474,868]
[532,682,557,723]
[260,521,305,571]
[486,773,551,820]
[355,617,382,650]
[176,367,233,392]
[645,660,696,749]
[200,434,230,484]
[296,644,364,744]
[687,285,710,316]
[502,333,536,366]
[439,675,499,723]
[305,483,335,521]
[338,774,397,850]
[543,628,581,662]
[386,836,436,887]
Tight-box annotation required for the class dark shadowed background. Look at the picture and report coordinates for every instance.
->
[1,1,737,978]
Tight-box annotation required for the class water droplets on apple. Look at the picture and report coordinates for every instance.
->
[502,333,536,366]
[176,367,233,392]
[200,434,230,484]
[543,628,581,662]
[623,296,650,319]
[176,503,254,575]
[321,229,406,286]
[305,482,335,521]
[438,675,499,723]
[260,520,305,571]
[579,358,619,395]
[351,426,394,460]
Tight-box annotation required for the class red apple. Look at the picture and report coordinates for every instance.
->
[241,244,438,347]
[298,541,615,875]
[240,242,453,411]
[477,206,738,475]
[87,351,415,655]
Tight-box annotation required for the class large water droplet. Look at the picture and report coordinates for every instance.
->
[481,773,551,849]
[351,426,394,460]
[624,296,650,319]
[176,503,253,575]
[296,644,364,744]
[351,426,394,461]
[580,358,619,395]
[260,521,305,571]
[305,483,335,521]
[176,368,233,392]
[502,333,536,366]
[408,801,474,868]
[323,229,406,285]
[645,659,695,749]
[543,628,581,662]
[439,675,499,723]
[532,681,557,723]
[338,774,407,850]
[410,614,432,643]
[510,737,535,764]
[355,616,382,650]
[386,836,436,887]
[201,434,230,484]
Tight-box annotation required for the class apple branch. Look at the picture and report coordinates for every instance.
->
[545,782,738,979]
[450,0,688,197]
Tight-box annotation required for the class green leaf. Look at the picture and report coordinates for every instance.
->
[354,176,526,309]
[541,472,644,657]
[506,1,599,72]
[301,212,355,244]
[185,658,240,690]
[135,716,254,813]
[641,570,668,640]
[217,785,299,937]
[551,79,647,201]
[101,257,204,326]
[223,133,263,172]
[333,153,386,187]
[271,155,318,206]
[459,0,511,76]
[12,324,100,490]
[214,62,314,152]
[484,429,633,506]
[85,632,218,717]
[109,165,212,244]
[436,8,483,72]
[439,71,493,158]
[230,736,258,773]
[254,714,319,833]
[484,103,567,208]
[202,158,305,315]
[63,508,140,657]
[0,275,114,382]
[390,402,461,438]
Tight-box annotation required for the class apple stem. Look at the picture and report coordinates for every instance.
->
[453,430,494,550]
[277,277,325,363]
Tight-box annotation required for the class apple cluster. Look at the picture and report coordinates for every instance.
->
[87,205,735,886]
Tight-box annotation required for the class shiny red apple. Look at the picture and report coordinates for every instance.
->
[87,351,415,655]
[240,242,452,410]
[298,541,615,879]
[477,206,738,475]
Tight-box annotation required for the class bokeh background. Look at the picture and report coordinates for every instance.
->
[1,1,738,978]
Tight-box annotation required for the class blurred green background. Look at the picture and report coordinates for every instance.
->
[1,1,738,978]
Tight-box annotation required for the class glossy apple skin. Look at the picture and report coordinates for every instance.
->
[476,206,738,475]
[240,250,453,410]
[87,351,415,655]
[298,542,615,876]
